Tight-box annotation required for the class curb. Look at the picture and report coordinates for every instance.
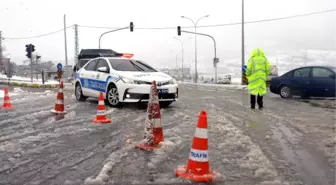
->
[0,81,59,89]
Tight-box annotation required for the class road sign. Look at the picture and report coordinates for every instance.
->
[242,65,248,85]
[57,63,63,70]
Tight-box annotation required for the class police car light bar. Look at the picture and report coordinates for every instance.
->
[121,53,134,58]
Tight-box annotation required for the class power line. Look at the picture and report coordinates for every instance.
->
[79,8,336,30]
[3,8,335,39]
[4,25,74,40]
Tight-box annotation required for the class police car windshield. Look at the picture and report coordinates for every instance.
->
[109,59,157,72]
[78,59,90,68]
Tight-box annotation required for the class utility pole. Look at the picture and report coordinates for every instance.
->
[74,24,79,67]
[0,31,3,65]
[241,0,245,85]
[63,14,69,78]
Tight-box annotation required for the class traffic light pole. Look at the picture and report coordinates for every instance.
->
[181,30,218,83]
[30,45,33,83]
[98,25,132,49]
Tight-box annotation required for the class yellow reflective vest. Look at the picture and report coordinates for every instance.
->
[245,48,271,96]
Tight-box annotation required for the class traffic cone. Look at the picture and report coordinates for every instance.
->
[1,88,13,109]
[50,80,67,114]
[92,92,111,124]
[135,80,164,151]
[175,110,218,182]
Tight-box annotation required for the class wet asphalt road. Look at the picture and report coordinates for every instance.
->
[0,84,335,185]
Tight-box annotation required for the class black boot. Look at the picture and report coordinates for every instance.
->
[250,94,256,109]
[257,95,263,110]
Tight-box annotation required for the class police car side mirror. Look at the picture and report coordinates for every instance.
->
[97,67,109,73]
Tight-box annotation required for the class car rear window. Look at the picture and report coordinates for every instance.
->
[109,59,157,72]
[330,67,336,73]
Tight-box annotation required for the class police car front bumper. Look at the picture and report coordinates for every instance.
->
[119,84,178,103]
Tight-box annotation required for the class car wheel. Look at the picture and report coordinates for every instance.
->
[280,85,292,98]
[75,82,87,101]
[106,84,121,107]
[160,101,173,108]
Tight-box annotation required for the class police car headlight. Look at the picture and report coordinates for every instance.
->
[169,79,177,84]
[120,77,134,84]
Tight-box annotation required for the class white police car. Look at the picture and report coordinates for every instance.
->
[74,54,178,107]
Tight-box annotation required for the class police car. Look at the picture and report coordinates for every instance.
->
[74,53,178,107]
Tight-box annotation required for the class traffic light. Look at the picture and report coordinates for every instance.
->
[213,58,219,67]
[25,44,32,59]
[25,44,35,59]
[177,26,181,36]
[31,44,35,52]
[130,22,134,32]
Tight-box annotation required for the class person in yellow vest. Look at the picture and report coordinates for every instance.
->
[245,48,271,110]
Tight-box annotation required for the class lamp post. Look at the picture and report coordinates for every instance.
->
[173,37,191,82]
[241,0,245,85]
[181,15,209,83]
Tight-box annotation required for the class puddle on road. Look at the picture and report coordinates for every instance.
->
[271,123,333,185]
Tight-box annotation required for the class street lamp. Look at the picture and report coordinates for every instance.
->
[181,14,209,83]
[173,37,191,82]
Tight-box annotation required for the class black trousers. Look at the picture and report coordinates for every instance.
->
[250,94,263,108]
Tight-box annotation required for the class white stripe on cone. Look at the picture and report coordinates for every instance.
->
[153,118,162,128]
[56,99,64,104]
[194,128,208,139]
[58,89,63,93]
[97,110,106,115]
[98,100,105,106]
[189,148,209,162]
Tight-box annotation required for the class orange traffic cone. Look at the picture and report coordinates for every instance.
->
[175,110,219,182]
[92,92,111,124]
[51,80,67,114]
[1,88,13,109]
[135,80,164,150]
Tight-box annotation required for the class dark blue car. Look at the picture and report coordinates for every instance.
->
[270,66,336,98]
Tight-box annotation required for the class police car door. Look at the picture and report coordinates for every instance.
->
[81,59,99,97]
[94,59,111,98]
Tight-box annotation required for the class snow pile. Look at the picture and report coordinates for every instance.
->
[322,136,336,165]
[214,115,280,182]
[147,139,182,169]
[84,145,134,185]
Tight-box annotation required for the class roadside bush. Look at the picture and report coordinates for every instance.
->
[20,83,28,87]
[11,82,20,86]
[32,84,39,88]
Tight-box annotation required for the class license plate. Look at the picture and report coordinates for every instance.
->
[158,89,168,94]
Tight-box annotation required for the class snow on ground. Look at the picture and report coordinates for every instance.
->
[180,82,247,90]
[83,105,289,185]
[0,74,59,85]
[0,89,18,98]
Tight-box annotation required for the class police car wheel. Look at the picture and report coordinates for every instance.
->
[107,86,120,107]
[75,83,87,101]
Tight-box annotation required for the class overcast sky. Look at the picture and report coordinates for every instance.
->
[1,0,335,71]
